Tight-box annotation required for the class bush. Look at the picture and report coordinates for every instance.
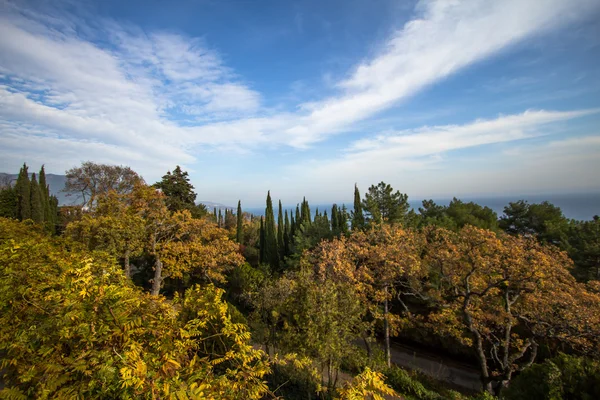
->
[502,353,600,400]
[384,366,443,400]
[340,344,386,374]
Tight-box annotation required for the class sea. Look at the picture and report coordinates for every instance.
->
[242,192,600,222]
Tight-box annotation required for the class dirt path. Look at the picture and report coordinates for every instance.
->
[388,342,481,391]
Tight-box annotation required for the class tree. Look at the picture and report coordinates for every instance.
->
[236,200,243,243]
[153,166,207,218]
[277,200,284,261]
[252,267,365,394]
[0,218,270,399]
[38,165,51,224]
[29,173,44,223]
[0,185,17,219]
[64,162,143,208]
[567,216,600,281]
[362,182,410,226]
[263,192,279,271]
[306,225,424,367]
[500,200,569,246]
[503,353,600,400]
[160,214,245,287]
[66,190,146,278]
[259,216,265,264]
[352,184,365,231]
[283,210,291,259]
[419,198,499,231]
[419,226,600,394]
[15,163,31,220]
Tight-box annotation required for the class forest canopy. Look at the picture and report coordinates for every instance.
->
[1,162,599,399]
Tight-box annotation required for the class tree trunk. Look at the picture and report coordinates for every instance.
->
[151,256,163,296]
[363,335,372,359]
[123,248,131,279]
[384,286,391,368]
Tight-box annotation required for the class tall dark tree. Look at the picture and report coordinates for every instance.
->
[284,210,291,258]
[362,181,409,225]
[301,198,311,226]
[351,184,364,231]
[29,173,44,223]
[277,200,284,260]
[236,200,243,243]
[331,204,339,233]
[218,209,223,228]
[259,216,265,264]
[295,204,302,231]
[15,163,31,220]
[264,192,279,270]
[38,165,52,229]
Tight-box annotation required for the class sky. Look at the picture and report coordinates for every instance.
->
[1,0,600,207]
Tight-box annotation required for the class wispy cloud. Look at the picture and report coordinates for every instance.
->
[279,109,600,201]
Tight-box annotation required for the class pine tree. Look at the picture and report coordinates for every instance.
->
[264,191,279,271]
[352,184,365,231]
[236,200,243,243]
[29,173,44,223]
[153,166,197,212]
[15,163,31,221]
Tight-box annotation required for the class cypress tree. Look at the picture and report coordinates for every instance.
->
[284,210,290,257]
[264,191,279,271]
[218,209,223,228]
[277,200,284,260]
[30,173,44,223]
[295,204,302,230]
[39,165,50,223]
[259,216,265,264]
[15,163,31,221]
[340,205,349,235]
[332,204,339,232]
[290,212,296,239]
[236,200,243,243]
[352,184,365,231]
[49,195,59,234]
[213,207,217,223]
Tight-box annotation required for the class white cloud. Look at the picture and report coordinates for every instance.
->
[279,110,600,202]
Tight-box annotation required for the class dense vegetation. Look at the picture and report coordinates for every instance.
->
[1,161,599,399]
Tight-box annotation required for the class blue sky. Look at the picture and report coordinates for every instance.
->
[1,0,600,206]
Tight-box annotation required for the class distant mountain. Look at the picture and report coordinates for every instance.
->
[0,172,71,205]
